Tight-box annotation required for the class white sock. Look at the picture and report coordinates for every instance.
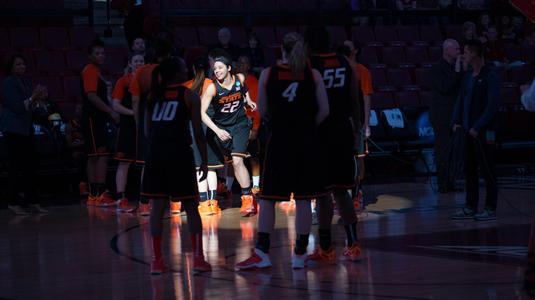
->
[226,176,235,189]
[252,176,260,187]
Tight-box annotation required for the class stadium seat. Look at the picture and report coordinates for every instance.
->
[228,26,249,46]
[505,44,522,62]
[173,27,199,47]
[104,49,127,75]
[197,26,220,46]
[522,45,535,62]
[414,67,433,89]
[500,82,520,106]
[394,90,420,108]
[0,28,10,50]
[69,27,96,49]
[278,0,313,10]
[251,26,277,46]
[369,66,388,87]
[183,46,208,68]
[428,46,442,62]
[56,101,77,120]
[62,75,82,102]
[386,68,413,87]
[65,50,89,74]
[263,45,282,65]
[371,91,395,109]
[10,27,40,49]
[419,90,433,107]
[33,76,63,102]
[351,26,375,45]
[250,0,278,10]
[419,26,443,43]
[326,26,348,44]
[381,46,406,66]
[405,46,429,64]
[508,64,532,85]
[359,46,378,65]
[40,27,69,49]
[374,26,398,43]
[34,50,66,75]
[444,25,462,41]
[397,26,420,42]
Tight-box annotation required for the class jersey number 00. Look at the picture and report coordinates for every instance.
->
[152,101,178,121]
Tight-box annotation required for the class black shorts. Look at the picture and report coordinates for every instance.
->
[141,145,199,202]
[114,116,136,162]
[82,110,109,157]
[206,119,251,165]
[260,131,327,201]
[318,119,357,190]
[191,123,223,170]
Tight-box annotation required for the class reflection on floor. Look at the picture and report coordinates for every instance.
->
[1,179,534,299]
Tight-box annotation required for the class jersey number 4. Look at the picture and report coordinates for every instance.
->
[152,101,178,121]
[282,82,299,102]
[324,68,346,88]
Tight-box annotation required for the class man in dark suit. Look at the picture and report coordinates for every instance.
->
[430,39,463,193]
[450,39,500,221]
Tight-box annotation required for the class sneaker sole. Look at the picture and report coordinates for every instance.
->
[450,216,475,220]
[235,264,272,271]
[171,211,181,215]
[475,217,496,221]
[117,208,136,213]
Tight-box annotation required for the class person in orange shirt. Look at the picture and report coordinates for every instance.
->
[129,38,172,216]
[341,40,373,209]
[236,55,262,194]
[112,52,145,213]
[182,57,222,216]
[81,39,120,207]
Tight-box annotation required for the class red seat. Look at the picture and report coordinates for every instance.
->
[228,26,248,46]
[371,92,395,108]
[173,27,199,47]
[251,26,277,46]
[10,27,40,49]
[374,26,398,43]
[386,68,413,87]
[0,28,10,50]
[369,66,388,87]
[360,46,378,65]
[65,50,88,74]
[394,90,420,108]
[381,46,405,66]
[419,90,433,107]
[326,26,348,44]
[62,75,82,102]
[40,27,69,49]
[33,76,63,102]
[397,26,420,42]
[419,26,443,43]
[405,46,429,64]
[183,46,208,68]
[351,26,375,44]
[197,26,219,46]
[428,46,442,62]
[445,25,462,41]
[500,83,520,105]
[415,67,433,89]
[69,27,96,49]
[275,26,298,43]
[34,50,66,75]
[508,65,532,85]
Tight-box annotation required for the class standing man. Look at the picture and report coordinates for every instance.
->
[430,39,463,193]
[451,39,500,221]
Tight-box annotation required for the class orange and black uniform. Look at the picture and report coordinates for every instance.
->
[245,73,262,156]
[113,73,136,162]
[310,52,357,189]
[81,63,110,156]
[260,63,325,200]
[206,76,251,166]
[129,63,158,164]
[141,84,199,201]
[353,62,372,157]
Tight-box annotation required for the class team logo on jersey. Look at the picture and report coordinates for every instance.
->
[236,81,241,91]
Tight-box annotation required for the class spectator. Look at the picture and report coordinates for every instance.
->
[0,53,48,214]
[478,13,493,37]
[130,36,146,54]
[451,39,500,221]
[210,27,241,61]
[65,104,89,197]
[499,16,516,42]
[461,21,477,47]
[123,0,145,46]
[241,33,265,76]
[521,78,535,112]
[430,39,463,193]
[482,27,507,65]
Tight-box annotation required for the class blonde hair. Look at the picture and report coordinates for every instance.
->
[282,32,307,77]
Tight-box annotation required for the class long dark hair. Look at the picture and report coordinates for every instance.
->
[190,56,208,95]
[148,57,184,111]
[3,53,27,76]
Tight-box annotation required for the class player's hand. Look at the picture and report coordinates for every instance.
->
[216,129,232,141]
[249,128,258,141]
[110,111,120,124]
[365,125,371,138]
[247,100,257,111]
[198,163,208,182]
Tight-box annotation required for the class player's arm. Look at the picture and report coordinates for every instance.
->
[257,68,270,119]
[311,68,330,125]
[185,89,208,181]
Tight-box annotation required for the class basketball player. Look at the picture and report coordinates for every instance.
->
[142,57,211,274]
[200,54,258,217]
[183,57,222,215]
[305,27,363,262]
[82,39,119,207]
[235,32,329,270]
[112,53,145,213]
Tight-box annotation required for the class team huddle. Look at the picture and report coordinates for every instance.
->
[81,27,367,274]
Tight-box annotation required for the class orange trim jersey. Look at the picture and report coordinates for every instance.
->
[244,73,261,130]
[82,63,100,94]
[182,78,213,96]
[129,63,158,96]
[354,63,373,96]
[112,73,133,102]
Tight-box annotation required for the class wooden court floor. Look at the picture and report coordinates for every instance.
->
[1,178,535,299]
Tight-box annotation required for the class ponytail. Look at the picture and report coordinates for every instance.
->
[283,32,307,78]
[190,56,208,95]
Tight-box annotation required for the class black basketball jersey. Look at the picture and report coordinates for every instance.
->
[309,53,353,120]
[211,75,247,127]
[265,63,318,135]
[148,84,192,147]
